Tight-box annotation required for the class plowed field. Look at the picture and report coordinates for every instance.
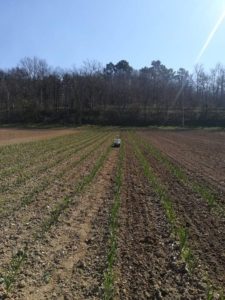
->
[0,128,224,299]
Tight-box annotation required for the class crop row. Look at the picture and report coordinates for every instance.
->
[0,131,99,189]
[129,135,195,270]
[0,130,92,178]
[0,131,80,167]
[0,132,110,219]
[129,133,224,299]
[135,133,224,216]
[0,131,105,193]
[104,139,124,300]
[0,134,114,293]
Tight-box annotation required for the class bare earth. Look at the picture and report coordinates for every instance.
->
[0,128,225,299]
[0,128,77,146]
[139,129,225,191]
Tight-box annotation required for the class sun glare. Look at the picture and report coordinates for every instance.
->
[195,7,225,64]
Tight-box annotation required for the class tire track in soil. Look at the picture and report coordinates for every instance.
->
[10,146,119,300]
[115,139,205,300]
[0,135,112,271]
[140,143,225,289]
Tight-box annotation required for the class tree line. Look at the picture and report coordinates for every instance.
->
[0,57,225,126]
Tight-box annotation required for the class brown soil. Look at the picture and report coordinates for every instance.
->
[0,132,106,212]
[137,130,225,291]
[143,150,225,288]
[115,138,206,300]
[0,128,77,146]
[0,134,112,273]
[139,129,225,192]
[0,129,224,299]
[10,146,119,299]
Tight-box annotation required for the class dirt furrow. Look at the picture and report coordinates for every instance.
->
[115,140,205,299]
[139,130,225,192]
[3,143,119,299]
[0,128,78,147]
[0,131,80,170]
[140,142,225,289]
[0,134,83,179]
[0,135,113,271]
[15,148,119,300]
[0,131,98,193]
[0,132,108,215]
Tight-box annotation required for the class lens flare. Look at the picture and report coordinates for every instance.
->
[195,8,225,64]
[165,8,225,125]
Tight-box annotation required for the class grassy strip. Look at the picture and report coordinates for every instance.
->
[135,133,223,213]
[104,142,124,300]
[1,135,113,292]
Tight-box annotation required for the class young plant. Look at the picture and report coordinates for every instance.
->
[129,133,196,272]
[135,133,222,215]
[104,140,124,300]
[2,249,27,292]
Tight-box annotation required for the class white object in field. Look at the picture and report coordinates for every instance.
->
[113,138,121,147]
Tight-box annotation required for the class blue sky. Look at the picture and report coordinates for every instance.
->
[1,0,225,71]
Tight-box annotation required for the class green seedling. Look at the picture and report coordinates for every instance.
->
[177,227,188,250]
[1,133,114,292]
[3,250,27,292]
[134,133,223,215]
[129,134,196,273]
[104,140,124,300]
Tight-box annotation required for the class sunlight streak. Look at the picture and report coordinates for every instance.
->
[195,8,225,63]
[165,7,225,125]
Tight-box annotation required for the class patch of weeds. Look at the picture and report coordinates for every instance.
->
[219,291,225,300]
